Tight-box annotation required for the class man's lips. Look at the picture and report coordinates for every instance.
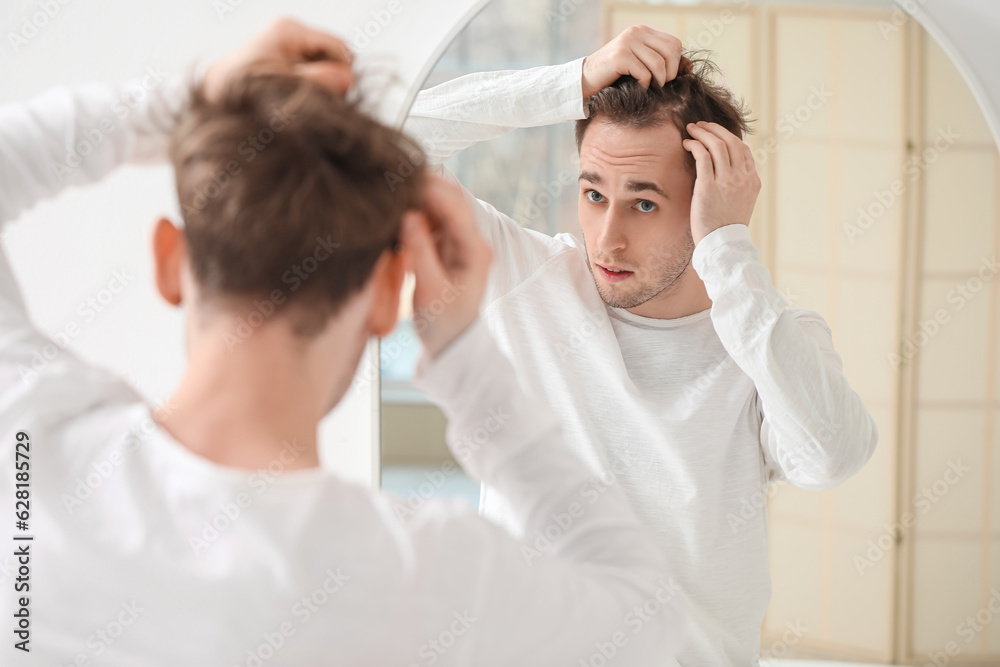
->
[595,263,634,283]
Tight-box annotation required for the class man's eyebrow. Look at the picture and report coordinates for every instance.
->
[578,171,669,200]
[625,180,669,200]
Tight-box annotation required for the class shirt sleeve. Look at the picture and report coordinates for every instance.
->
[0,68,198,413]
[435,165,575,306]
[402,59,589,304]
[691,224,879,491]
[411,319,689,666]
[403,57,588,167]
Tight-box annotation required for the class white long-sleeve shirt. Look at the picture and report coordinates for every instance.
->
[404,57,879,666]
[0,70,688,665]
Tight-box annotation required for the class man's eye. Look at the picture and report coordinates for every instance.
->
[637,200,656,213]
[585,189,605,203]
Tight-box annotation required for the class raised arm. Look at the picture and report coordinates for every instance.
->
[685,122,878,490]
[403,57,587,166]
[403,25,686,166]
[694,226,877,489]
[0,69,199,401]
[0,75,188,230]
[402,57,591,291]
[0,19,356,398]
[0,18,356,303]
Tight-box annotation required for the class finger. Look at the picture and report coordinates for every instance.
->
[700,121,745,170]
[741,141,756,175]
[278,20,354,65]
[293,61,354,93]
[419,176,486,267]
[400,210,447,290]
[631,42,669,88]
[677,55,694,76]
[682,138,715,183]
[621,52,654,89]
[687,122,731,177]
[645,31,683,80]
[424,175,482,253]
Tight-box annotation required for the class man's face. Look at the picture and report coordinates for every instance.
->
[577,117,696,311]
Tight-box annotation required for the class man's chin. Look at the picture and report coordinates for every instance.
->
[593,279,644,310]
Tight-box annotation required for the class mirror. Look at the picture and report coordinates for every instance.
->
[380,0,1000,663]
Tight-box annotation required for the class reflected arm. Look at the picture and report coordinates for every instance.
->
[403,59,590,301]
[692,225,879,491]
[402,57,588,166]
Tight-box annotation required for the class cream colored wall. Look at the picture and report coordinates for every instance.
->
[764,8,904,661]
[903,28,1000,661]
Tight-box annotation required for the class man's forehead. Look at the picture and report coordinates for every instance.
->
[586,116,683,145]
[578,119,689,184]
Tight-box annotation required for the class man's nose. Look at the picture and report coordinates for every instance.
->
[596,207,628,253]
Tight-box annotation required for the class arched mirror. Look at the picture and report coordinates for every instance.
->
[380,0,1000,662]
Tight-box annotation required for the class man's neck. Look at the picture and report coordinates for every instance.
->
[624,264,712,320]
[154,324,330,472]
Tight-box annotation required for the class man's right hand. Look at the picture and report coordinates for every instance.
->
[401,174,493,360]
[203,17,355,103]
[581,25,688,98]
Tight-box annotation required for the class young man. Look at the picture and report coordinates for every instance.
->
[0,19,686,665]
[404,24,878,665]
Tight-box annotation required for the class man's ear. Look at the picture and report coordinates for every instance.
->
[152,218,186,306]
[366,246,406,338]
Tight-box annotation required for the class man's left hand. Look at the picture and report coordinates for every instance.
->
[683,121,761,245]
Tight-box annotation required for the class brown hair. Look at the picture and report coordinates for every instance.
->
[170,65,426,337]
[575,51,753,171]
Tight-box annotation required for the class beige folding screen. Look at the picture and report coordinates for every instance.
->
[603,2,1000,662]
[900,23,1000,663]
[764,7,904,660]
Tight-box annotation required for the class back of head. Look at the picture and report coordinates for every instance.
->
[170,67,426,336]
[575,51,753,171]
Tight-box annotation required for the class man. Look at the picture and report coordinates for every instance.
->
[0,18,686,665]
[403,24,878,665]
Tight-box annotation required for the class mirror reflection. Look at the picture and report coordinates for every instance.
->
[382,0,1000,662]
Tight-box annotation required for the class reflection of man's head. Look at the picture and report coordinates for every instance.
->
[574,54,752,312]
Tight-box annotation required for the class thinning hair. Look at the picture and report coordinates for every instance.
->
[575,51,753,171]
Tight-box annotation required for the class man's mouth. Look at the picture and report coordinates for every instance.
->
[596,263,634,283]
